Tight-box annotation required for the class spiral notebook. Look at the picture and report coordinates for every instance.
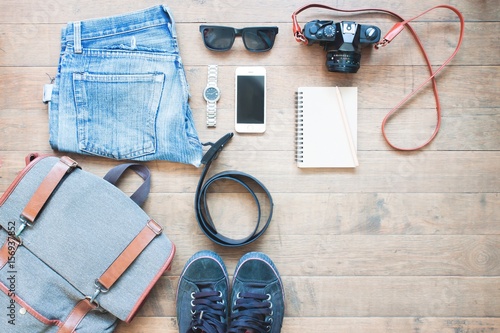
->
[296,86,358,168]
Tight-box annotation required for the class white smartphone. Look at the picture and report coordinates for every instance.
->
[235,66,266,133]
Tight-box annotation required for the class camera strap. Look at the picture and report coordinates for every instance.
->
[292,4,465,151]
[195,133,274,247]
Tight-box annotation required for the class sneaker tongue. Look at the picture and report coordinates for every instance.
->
[197,283,217,292]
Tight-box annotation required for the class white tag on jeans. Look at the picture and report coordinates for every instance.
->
[43,84,53,103]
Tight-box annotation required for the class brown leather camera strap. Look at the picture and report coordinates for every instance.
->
[292,4,465,151]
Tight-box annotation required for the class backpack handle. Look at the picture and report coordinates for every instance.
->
[103,163,151,207]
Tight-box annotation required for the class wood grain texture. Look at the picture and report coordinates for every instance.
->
[118,317,500,333]
[123,276,500,318]
[0,0,498,332]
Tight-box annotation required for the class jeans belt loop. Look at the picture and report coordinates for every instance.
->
[162,6,177,38]
[73,21,82,54]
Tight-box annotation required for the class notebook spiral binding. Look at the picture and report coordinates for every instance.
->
[295,91,304,163]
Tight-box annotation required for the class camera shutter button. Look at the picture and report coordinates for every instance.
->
[365,27,378,41]
[309,25,319,34]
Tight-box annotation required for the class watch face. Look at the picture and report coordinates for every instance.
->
[204,87,220,102]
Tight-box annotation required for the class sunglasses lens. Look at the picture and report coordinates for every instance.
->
[242,28,278,52]
[201,27,235,51]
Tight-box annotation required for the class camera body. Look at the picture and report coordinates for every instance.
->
[303,20,381,73]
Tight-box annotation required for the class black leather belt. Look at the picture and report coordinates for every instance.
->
[195,133,274,247]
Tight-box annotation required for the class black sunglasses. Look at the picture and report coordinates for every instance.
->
[199,25,279,52]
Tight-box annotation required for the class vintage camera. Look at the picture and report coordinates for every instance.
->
[303,20,381,73]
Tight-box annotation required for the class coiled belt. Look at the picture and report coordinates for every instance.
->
[195,133,274,247]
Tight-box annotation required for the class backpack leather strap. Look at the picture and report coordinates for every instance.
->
[17,156,79,236]
[61,219,162,331]
[92,219,163,299]
[57,298,96,333]
[0,235,20,270]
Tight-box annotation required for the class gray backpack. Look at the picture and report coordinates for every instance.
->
[0,154,174,332]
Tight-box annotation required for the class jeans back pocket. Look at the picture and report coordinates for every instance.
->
[73,72,165,160]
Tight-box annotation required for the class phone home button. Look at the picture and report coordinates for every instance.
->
[247,125,254,131]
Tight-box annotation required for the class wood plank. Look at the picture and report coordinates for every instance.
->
[116,317,500,333]
[166,235,500,277]
[3,189,489,237]
[0,65,497,111]
[129,276,500,317]
[0,150,498,193]
[2,190,493,238]
[1,0,495,23]
[0,21,484,67]
[144,193,500,236]
[0,64,498,153]
[0,105,498,151]
[1,151,499,193]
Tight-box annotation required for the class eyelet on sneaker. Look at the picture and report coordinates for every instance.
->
[234,292,242,306]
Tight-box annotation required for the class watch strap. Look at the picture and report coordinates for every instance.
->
[206,65,218,127]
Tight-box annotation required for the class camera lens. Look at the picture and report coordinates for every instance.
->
[326,50,361,73]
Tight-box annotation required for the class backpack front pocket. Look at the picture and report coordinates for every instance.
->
[73,72,165,160]
[0,229,118,333]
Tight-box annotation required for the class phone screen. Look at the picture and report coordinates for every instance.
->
[236,75,265,124]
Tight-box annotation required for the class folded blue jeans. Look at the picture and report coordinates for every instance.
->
[49,5,203,166]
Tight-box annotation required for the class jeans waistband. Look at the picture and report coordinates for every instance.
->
[63,5,177,53]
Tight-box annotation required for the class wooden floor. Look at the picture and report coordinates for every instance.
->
[1,0,499,332]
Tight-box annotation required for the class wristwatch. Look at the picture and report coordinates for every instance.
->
[203,65,221,127]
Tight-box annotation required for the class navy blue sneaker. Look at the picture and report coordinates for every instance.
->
[176,251,229,333]
[228,252,285,333]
